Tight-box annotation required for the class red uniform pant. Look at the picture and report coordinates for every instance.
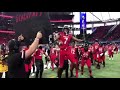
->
[108,51,113,58]
[81,59,91,68]
[59,49,78,68]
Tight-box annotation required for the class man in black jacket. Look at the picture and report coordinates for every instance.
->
[7,31,42,78]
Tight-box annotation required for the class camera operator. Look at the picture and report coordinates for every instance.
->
[7,31,42,78]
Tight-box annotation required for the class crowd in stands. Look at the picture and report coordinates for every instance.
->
[88,25,113,41]
[104,25,120,41]
[0,33,14,44]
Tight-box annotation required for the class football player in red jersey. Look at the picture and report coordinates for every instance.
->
[88,44,94,65]
[77,45,84,70]
[77,45,82,60]
[50,44,59,71]
[55,26,83,78]
[69,42,79,78]
[34,46,44,78]
[50,44,57,71]
[108,43,114,60]
[97,43,105,69]
[81,44,93,78]
[92,39,100,68]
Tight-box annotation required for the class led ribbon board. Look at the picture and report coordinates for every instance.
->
[80,12,86,34]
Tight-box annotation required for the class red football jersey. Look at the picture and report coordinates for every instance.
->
[81,47,85,54]
[88,45,93,53]
[98,46,104,54]
[82,51,90,60]
[50,48,55,54]
[34,49,43,60]
[59,32,73,49]
[108,45,113,52]
[70,46,77,55]
[93,42,99,52]
[50,47,58,56]
[105,45,108,51]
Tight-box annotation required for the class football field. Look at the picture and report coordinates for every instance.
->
[35,53,120,78]
[2,52,119,78]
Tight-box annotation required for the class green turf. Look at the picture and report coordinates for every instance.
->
[39,53,120,78]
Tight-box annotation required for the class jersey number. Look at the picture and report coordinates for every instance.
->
[64,37,68,44]
[71,49,75,54]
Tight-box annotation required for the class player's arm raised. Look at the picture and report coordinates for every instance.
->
[72,36,83,42]
[25,31,42,59]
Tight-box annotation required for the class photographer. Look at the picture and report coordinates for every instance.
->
[7,31,42,78]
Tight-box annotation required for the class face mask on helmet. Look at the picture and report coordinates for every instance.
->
[95,39,98,42]
[84,46,88,52]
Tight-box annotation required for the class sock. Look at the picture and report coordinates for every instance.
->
[70,70,73,77]
[51,63,54,71]
[81,66,84,75]
[88,67,92,77]
[36,70,39,78]
[76,69,78,78]
[58,68,63,78]
[40,70,43,78]
[70,63,74,77]
[103,61,105,67]
[65,64,69,78]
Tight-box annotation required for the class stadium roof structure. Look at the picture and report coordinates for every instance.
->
[1,12,120,29]
[72,12,120,28]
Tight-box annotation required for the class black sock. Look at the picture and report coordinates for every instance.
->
[65,64,69,78]
[70,70,73,77]
[103,61,105,67]
[97,63,100,69]
[81,66,84,75]
[36,70,39,78]
[58,68,63,78]
[33,65,35,73]
[70,64,75,77]
[88,67,92,76]
[40,70,43,78]
[40,67,43,78]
